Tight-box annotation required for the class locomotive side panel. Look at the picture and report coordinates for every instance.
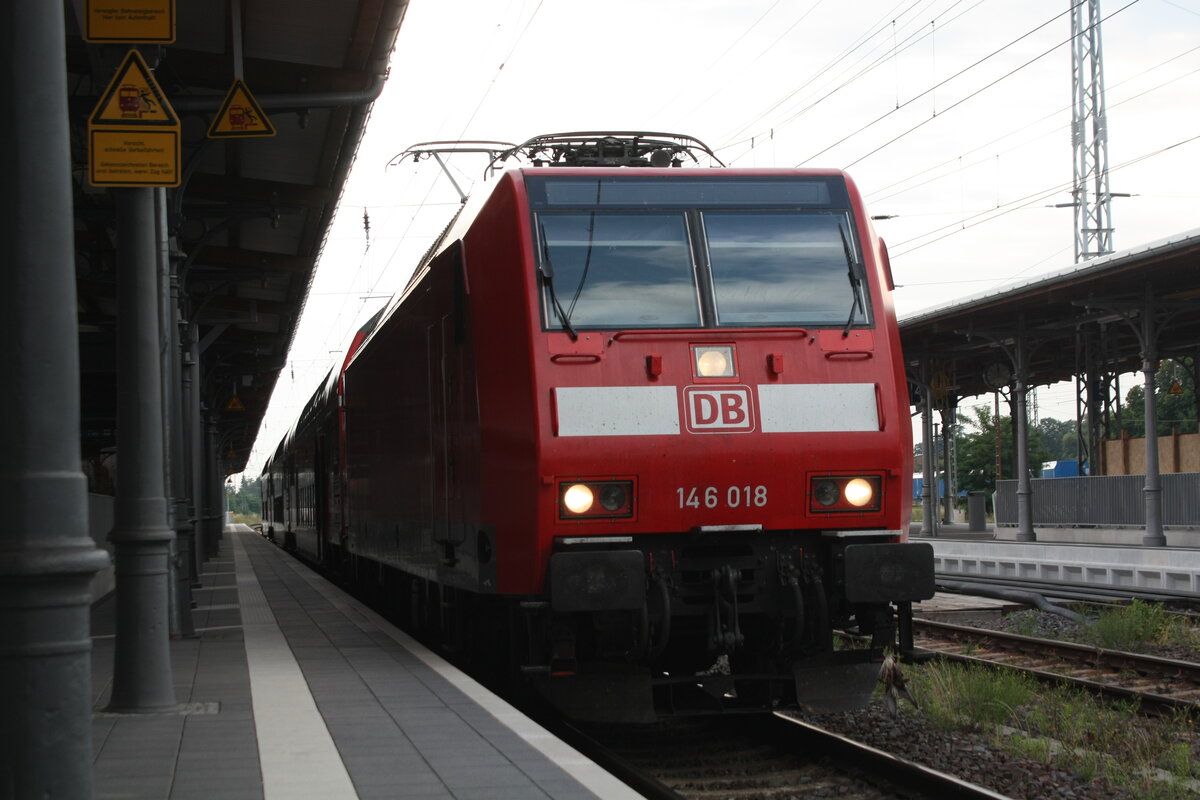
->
[846,172,914,528]
[288,422,318,558]
[292,385,340,565]
[344,279,439,580]
[343,242,492,591]
[460,177,543,594]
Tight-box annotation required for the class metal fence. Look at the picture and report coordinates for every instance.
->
[995,473,1200,527]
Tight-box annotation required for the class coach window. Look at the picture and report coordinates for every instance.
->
[703,211,870,327]
[538,211,700,329]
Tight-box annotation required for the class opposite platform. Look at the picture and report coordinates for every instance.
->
[90,525,641,799]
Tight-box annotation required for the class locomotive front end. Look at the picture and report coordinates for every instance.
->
[511,159,935,721]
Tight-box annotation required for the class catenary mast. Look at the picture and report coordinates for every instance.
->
[1070,0,1115,261]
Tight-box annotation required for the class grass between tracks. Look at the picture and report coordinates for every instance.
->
[1005,599,1200,652]
[906,660,1199,800]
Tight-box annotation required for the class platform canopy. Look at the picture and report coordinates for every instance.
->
[899,228,1200,403]
[68,0,410,477]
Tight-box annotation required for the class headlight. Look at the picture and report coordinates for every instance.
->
[844,478,874,507]
[693,345,735,378]
[559,479,635,520]
[563,484,594,514]
[809,475,881,513]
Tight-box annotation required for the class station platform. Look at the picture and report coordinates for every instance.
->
[910,522,1200,596]
[910,519,1200,548]
[89,525,641,800]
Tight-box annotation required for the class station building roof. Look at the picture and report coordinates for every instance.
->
[898,228,1200,403]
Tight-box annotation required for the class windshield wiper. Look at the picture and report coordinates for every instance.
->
[565,211,597,323]
[538,222,578,341]
[838,223,865,338]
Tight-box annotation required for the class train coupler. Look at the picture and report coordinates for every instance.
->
[706,564,745,654]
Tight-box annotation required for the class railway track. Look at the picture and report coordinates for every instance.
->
[914,617,1200,713]
[562,713,1008,800]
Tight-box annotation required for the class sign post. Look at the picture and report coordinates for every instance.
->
[208,79,276,138]
[84,0,176,43]
[87,49,180,187]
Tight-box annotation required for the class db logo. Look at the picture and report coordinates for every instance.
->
[683,386,755,433]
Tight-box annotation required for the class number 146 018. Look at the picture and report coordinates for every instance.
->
[677,485,768,509]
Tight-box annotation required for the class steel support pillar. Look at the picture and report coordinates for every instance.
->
[1074,329,1110,476]
[173,268,199,588]
[1074,330,1089,471]
[206,416,224,555]
[920,360,937,537]
[157,189,195,638]
[939,401,956,525]
[0,4,110,795]
[1140,284,1166,547]
[185,324,206,574]
[106,188,178,712]
[1013,321,1036,542]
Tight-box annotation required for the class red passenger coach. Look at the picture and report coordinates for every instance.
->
[262,133,934,721]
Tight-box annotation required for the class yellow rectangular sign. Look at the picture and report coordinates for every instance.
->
[85,1,176,43]
[89,129,180,187]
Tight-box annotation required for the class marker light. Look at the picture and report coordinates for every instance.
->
[599,483,628,511]
[562,484,594,514]
[694,345,735,378]
[813,480,839,507]
[809,475,882,513]
[558,479,635,520]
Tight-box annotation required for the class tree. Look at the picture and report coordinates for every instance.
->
[225,475,262,517]
[1034,417,1074,462]
[1118,358,1197,437]
[954,404,1053,495]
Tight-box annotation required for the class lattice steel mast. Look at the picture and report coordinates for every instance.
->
[1070,0,1114,261]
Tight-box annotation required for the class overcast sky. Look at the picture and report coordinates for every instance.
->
[242,0,1200,477]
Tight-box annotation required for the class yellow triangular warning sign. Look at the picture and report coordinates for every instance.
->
[89,49,178,127]
[208,79,276,138]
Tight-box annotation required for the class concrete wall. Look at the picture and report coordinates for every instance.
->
[1103,431,1200,475]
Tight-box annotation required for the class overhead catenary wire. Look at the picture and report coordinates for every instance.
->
[889,131,1200,258]
[665,0,831,129]
[799,1,1096,168]
[454,0,545,140]
[865,45,1200,206]
[649,0,795,125]
[870,47,1200,259]
[716,0,931,149]
[718,0,982,155]
[836,0,1141,170]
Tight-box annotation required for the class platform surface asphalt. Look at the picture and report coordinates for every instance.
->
[90,525,641,799]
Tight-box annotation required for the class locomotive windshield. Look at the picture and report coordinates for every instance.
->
[528,175,871,330]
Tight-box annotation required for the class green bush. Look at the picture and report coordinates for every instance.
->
[1088,599,1172,651]
[912,661,1034,730]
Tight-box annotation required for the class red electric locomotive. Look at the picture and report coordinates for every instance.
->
[262,133,934,721]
